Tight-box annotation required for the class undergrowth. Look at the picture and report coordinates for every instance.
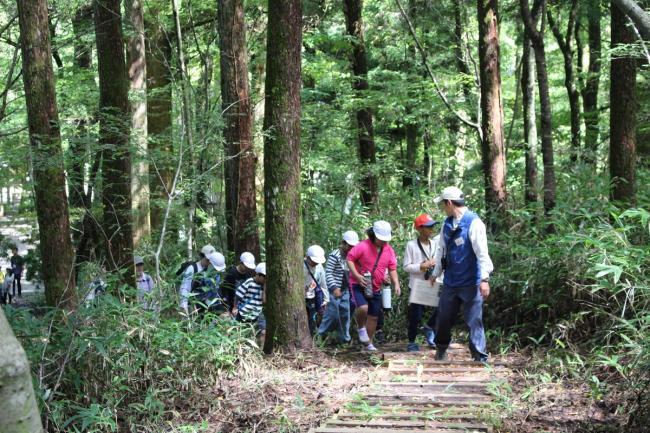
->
[6,290,259,433]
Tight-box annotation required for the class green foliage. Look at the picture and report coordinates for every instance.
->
[6,289,259,432]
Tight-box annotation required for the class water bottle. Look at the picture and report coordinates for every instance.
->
[363,271,373,298]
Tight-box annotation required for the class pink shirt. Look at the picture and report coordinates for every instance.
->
[347,239,397,293]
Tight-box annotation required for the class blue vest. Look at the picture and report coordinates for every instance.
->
[442,211,480,288]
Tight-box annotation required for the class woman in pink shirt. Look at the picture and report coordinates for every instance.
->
[346,220,401,351]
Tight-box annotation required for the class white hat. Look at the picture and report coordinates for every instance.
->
[201,244,216,256]
[433,186,465,204]
[372,220,392,242]
[133,255,144,265]
[255,262,266,276]
[342,230,359,246]
[206,251,226,271]
[306,245,326,264]
[240,252,256,270]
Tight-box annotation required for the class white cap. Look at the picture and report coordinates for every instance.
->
[306,245,326,264]
[134,255,144,265]
[240,252,256,270]
[206,251,226,271]
[373,220,392,242]
[433,186,465,204]
[255,262,266,276]
[342,230,359,246]
[201,244,216,256]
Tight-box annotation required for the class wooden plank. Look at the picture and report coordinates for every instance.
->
[361,395,492,405]
[387,359,508,367]
[335,412,483,421]
[315,428,486,433]
[387,366,509,374]
[385,374,496,383]
[324,419,489,429]
[374,382,491,395]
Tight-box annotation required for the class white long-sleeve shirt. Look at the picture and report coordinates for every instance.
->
[179,262,204,310]
[432,208,494,281]
[403,234,444,290]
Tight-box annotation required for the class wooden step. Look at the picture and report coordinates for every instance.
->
[321,419,490,431]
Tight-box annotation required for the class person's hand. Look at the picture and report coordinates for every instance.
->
[358,274,370,288]
[333,288,342,299]
[394,284,401,297]
[231,308,238,317]
[383,274,391,284]
[479,281,490,300]
[419,262,429,272]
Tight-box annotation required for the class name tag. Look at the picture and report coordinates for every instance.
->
[454,237,465,246]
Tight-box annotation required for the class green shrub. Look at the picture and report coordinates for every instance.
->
[6,289,259,433]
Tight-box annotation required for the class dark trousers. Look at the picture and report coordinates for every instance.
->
[434,284,487,360]
[408,303,437,343]
[13,273,21,297]
[306,299,318,336]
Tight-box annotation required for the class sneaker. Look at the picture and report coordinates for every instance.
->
[434,349,448,361]
[423,326,436,348]
[375,329,386,345]
[358,327,370,343]
[473,355,489,364]
[364,343,378,352]
[407,342,420,352]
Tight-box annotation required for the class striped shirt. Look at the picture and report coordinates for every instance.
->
[325,248,348,292]
[236,278,264,321]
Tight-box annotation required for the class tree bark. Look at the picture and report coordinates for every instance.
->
[548,0,580,161]
[521,35,538,204]
[94,0,135,285]
[610,3,637,205]
[68,5,94,209]
[126,0,150,248]
[17,0,77,309]
[477,0,508,225]
[583,0,601,159]
[219,0,260,258]
[146,26,173,234]
[521,0,556,214]
[262,0,311,353]
[611,0,650,40]
[343,0,378,209]
[0,308,43,433]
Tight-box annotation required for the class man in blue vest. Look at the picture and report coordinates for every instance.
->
[431,186,494,362]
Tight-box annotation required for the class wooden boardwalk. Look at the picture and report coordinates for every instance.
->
[311,343,510,433]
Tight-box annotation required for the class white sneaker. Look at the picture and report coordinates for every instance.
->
[358,327,370,343]
[364,343,378,352]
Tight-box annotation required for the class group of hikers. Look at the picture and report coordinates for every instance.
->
[132,186,493,361]
[0,247,26,305]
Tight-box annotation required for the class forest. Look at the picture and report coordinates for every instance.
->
[0,0,648,432]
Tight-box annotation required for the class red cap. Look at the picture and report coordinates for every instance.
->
[414,214,436,228]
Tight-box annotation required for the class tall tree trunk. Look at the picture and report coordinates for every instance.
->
[171,0,197,259]
[548,0,580,161]
[94,0,135,285]
[343,0,378,209]
[146,27,173,234]
[17,0,77,309]
[402,122,417,189]
[0,308,44,433]
[583,0,601,160]
[262,0,311,353]
[521,0,556,214]
[219,0,260,258]
[68,5,93,209]
[126,0,150,247]
[477,0,507,225]
[610,3,637,205]
[521,35,538,204]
